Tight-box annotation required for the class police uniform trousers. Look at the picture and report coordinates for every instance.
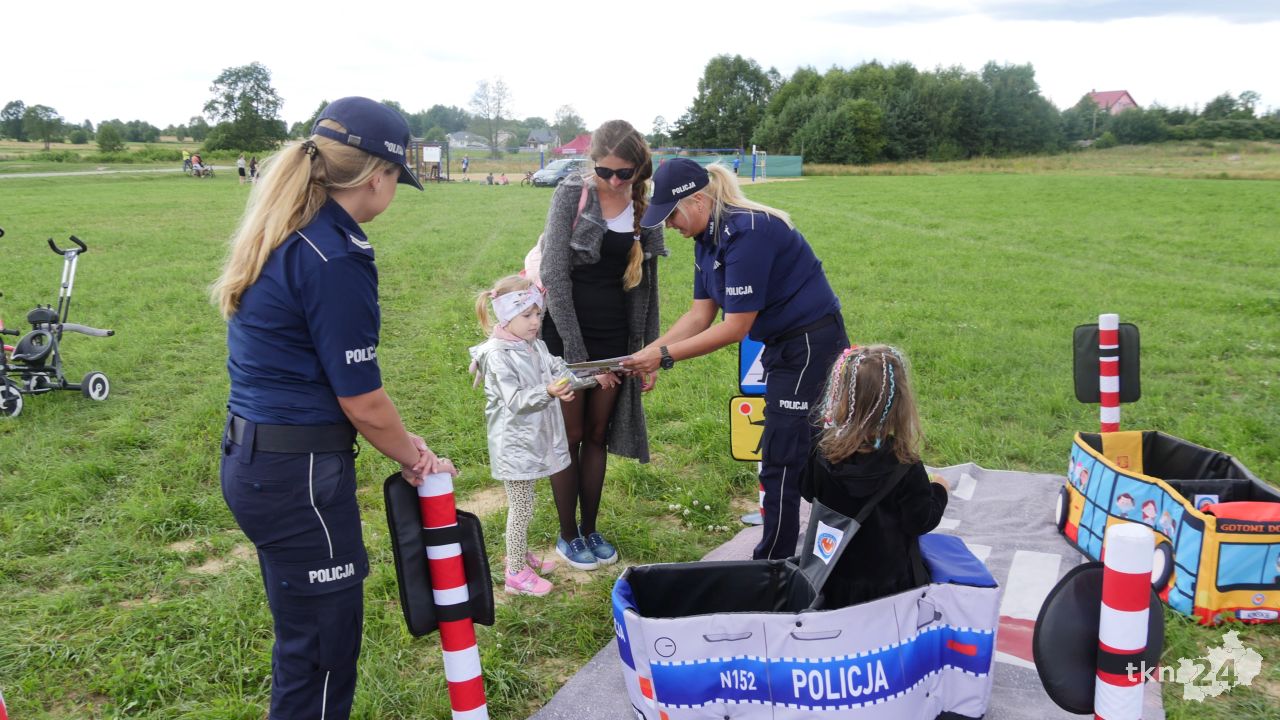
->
[221,416,369,719]
[753,314,848,560]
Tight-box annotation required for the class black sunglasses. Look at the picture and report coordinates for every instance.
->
[594,166,637,181]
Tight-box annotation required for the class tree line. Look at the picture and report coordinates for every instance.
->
[1,64,589,158]
[670,55,1280,163]
[5,58,1276,161]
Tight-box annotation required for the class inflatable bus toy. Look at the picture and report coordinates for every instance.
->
[612,496,1000,719]
[1058,430,1280,625]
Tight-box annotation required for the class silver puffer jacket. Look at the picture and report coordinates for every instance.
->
[469,337,596,481]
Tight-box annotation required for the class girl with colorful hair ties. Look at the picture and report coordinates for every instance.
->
[802,345,950,607]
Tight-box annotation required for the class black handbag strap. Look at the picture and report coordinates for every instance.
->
[849,463,912,528]
[801,462,912,597]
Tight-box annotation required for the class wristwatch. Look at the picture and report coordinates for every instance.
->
[659,346,675,370]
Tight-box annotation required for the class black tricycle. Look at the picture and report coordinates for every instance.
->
[1,233,115,418]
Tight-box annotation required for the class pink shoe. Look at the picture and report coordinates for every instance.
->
[505,567,553,596]
[525,551,557,574]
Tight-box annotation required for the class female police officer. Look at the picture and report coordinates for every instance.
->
[212,96,453,718]
[622,158,848,561]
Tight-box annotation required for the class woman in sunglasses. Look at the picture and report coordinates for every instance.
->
[538,119,667,570]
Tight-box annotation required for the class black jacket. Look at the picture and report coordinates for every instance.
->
[802,439,948,607]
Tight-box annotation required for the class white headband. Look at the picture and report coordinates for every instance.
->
[492,287,544,326]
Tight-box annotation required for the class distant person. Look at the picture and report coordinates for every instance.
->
[462,154,470,178]
[622,158,847,561]
[182,149,192,173]
[237,154,247,184]
[803,344,949,607]
[468,274,596,595]
[191,153,207,178]
[249,156,258,182]
[486,171,494,185]
[497,172,509,185]
[211,96,447,718]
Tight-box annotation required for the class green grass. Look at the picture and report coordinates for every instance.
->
[1,164,1278,718]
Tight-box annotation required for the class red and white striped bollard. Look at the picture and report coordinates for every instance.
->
[419,471,489,720]
[1094,522,1153,719]
[1098,313,1120,432]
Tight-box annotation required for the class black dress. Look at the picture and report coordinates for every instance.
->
[543,228,631,361]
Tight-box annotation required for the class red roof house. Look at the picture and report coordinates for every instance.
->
[1088,90,1139,115]
[554,133,592,155]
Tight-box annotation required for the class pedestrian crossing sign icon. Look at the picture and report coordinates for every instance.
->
[730,395,765,461]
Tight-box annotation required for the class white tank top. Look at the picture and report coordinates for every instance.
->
[606,202,635,234]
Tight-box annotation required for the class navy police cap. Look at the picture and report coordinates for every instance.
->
[313,96,423,191]
[641,158,709,228]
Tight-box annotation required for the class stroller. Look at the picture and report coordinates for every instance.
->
[1,234,115,418]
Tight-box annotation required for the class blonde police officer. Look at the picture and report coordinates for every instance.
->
[212,97,453,718]
[623,158,847,561]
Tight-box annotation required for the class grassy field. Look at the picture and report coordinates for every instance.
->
[0,156,1278,718]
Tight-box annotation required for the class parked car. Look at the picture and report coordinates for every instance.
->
[531,158,589,187]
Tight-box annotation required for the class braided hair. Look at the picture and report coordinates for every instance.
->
[814,344,922,465]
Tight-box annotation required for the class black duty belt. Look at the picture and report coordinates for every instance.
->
[769,312,840,345]
[229,414,356,454]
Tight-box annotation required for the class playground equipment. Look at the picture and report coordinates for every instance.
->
[613,498,1000,719]
[1058,313,1280,625]
[2,235,114,418]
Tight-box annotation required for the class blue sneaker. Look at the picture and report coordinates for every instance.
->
[580,528,618,566]
[556,536,598,571]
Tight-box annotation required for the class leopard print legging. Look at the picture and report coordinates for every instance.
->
[504,479,537,573]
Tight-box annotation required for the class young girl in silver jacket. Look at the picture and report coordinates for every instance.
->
[469,274,597,596]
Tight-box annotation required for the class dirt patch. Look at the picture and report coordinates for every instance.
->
[190,543,255,575]
[168,539,201,553]
[459,485,509,518]
[118,595,164,609]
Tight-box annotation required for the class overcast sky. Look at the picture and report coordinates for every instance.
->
[4,1,1277,136]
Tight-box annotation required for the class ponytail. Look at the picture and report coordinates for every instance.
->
[211,119,397,319]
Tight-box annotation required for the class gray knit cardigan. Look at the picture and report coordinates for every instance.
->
[538,173,668,463]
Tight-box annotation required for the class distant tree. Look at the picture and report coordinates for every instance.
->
[422,104,470,134]
[203,62,287,151]
[553,105,586,146]
[1109,107,1167,144]
[470,78,511,158]
[2,100,27,140]
[1061,95,1103,142]
[1235,90,1261,119]
[1201,93,1237,121]
[96,124,125,153]
[979,62,1061,154]
[188,116,210,141]
[291,101,327,139]
[23,105,64,149]
[674,54,775,149]
[794,98,884,164]
[67,128,89,144]
[649,115,670,148]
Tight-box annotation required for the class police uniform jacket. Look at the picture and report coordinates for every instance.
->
[692,207,840,343]
[539,174,667,462]
[469,336,596,481]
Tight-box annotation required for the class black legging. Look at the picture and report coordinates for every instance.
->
[550,382,620,541]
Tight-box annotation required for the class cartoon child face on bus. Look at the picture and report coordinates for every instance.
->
[1141,500,1157,526]
[1114,493,1135,519]
[1072,460,1090,490]
[1159,509,1177,537]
